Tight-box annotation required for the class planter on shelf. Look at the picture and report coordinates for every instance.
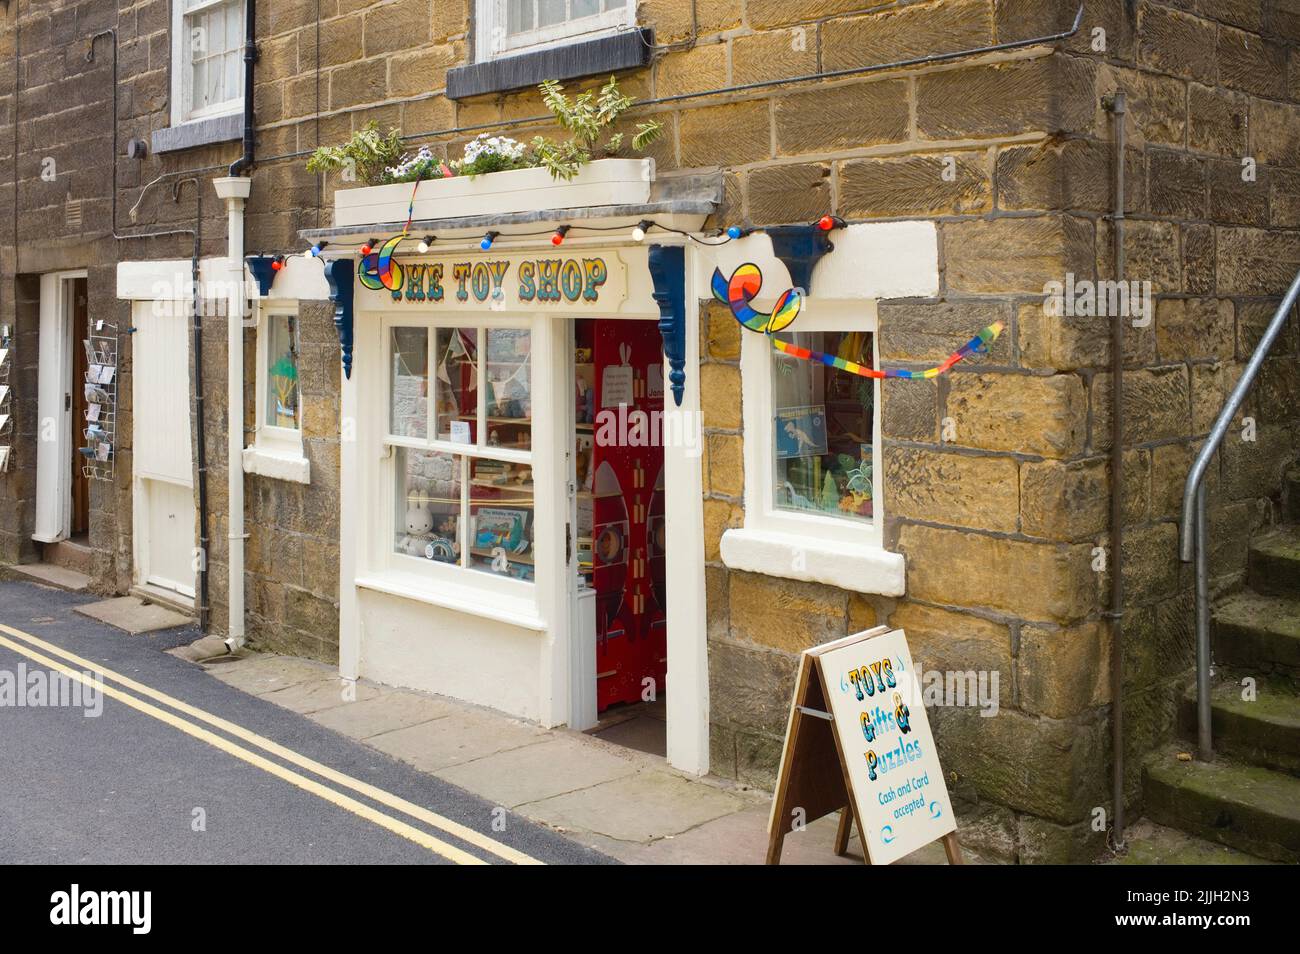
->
[334,158,655,228]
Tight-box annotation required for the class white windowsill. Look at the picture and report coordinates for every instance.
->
[242,444,310,484]
[355,573,547,632]
[719,526,906,597]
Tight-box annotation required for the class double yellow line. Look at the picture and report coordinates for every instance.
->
[0,622,543,866]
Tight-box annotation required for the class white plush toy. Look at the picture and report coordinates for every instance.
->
[399,502,435,557]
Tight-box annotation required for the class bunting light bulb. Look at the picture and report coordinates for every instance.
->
[416,235,433,254]
[631,220,653,243]
[480,231,499,251]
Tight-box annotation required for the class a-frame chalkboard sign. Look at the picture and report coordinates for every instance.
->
[766,626,963,866]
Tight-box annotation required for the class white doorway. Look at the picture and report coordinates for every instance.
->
[132,300,197,600]
[34,271,90,545]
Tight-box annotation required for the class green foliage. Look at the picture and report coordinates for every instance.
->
[530,76,663,181]
[305,121,405,187]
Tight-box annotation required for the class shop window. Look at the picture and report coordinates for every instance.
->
[721,303,903,596]
[172,0,245,126]
[477,0,635,58]
[265,314,300,430]
[243,304,309,484]
[771,330,874,524]
[386,322,535,584]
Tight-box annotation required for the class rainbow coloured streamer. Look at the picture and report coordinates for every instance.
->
[711,262,1002,380]
[771,323,1003,379]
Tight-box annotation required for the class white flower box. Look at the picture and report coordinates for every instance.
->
[333,158,655,228]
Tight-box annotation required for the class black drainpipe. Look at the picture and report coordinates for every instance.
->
[229,0,257,178]
[1107,92,1128,851]
[173,178,209,634]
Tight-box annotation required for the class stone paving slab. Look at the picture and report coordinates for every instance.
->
[436,736,639,808]
[74,596,191,634]
[8,563,90,592]
[259,677,385,715]
[309,689,461,739]
[521,769,746,844]
[206,654,336,695]
[367,709,548,772]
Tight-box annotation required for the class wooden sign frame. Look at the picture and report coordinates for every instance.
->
[766,626,963,866]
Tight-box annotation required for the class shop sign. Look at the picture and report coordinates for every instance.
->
[360,248,628,310]
[767,626,960,866]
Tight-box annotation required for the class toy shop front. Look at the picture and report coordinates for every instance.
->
[312,212,711,772]
[305,200,938,776]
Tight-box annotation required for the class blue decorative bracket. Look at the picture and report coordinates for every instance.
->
[245,255,277,296]
[765,224,836,295]
[647,245,686,407]
[324,259,355,380]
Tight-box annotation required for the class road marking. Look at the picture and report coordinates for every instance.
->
[0,623,543,866]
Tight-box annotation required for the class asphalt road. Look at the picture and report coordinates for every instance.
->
[0,579,609,865]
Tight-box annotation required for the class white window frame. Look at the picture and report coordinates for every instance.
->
[474,0,636,61]
[170,0,245,127]
[721,299,905,596]
[379,314,537,599]
[242,302,310,484]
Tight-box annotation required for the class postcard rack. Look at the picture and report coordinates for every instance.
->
[81,322,118,481]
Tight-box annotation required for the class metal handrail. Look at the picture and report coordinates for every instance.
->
[1180,267,1300,760]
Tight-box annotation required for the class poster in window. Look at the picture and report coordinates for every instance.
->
[774,405,828,459]
[472,507,529,552]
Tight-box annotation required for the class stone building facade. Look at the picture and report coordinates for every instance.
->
[2,0,1298,863]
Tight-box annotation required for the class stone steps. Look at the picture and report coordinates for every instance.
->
[1247,526,1300,601]
[1179,675,1300,777]
[42,538,92,575]
[1213,589,1300,677]
[1142,503,1300,863]
[1143,746,1300,863]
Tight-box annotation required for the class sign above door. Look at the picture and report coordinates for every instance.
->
[359,248,628,312]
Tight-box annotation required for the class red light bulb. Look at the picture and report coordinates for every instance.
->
[817,215,835,231]
[551,225,570,246]
[359,244,372,255]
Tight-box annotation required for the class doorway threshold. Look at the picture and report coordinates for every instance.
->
[587,698,667,758]
[130,583,197,619]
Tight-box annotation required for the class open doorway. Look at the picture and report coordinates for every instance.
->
[572,317,667,756]
[34,272,90,558]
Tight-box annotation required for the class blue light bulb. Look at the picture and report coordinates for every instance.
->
[726,226,742,240]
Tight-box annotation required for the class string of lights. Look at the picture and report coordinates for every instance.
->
[297,212,845,260]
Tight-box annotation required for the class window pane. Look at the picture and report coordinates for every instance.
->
[484,328,531,451]
[771,330,875,522]
[390,327,428,438]
[265,314,299,429]
[538,0,566,28]
[506,0,534,34]
[434,327,478,444]
[572,0,600,16]
[468,460,535,581]
[395,448,462,564]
